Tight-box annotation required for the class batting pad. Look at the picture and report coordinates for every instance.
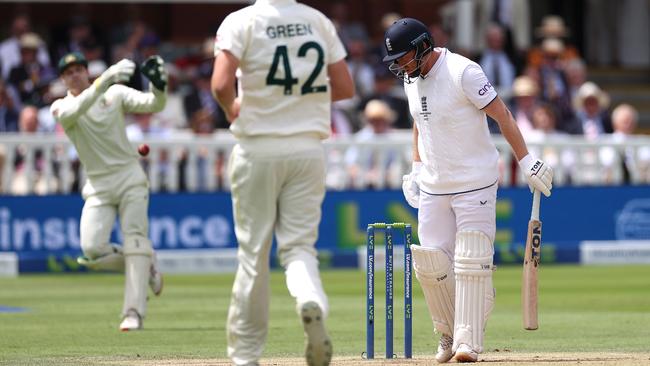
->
[122,236,153,317]
[453,231,495,354]
[79,244,125,271]
[411,245,455,336]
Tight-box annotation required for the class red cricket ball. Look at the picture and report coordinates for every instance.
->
[138,143,150,157]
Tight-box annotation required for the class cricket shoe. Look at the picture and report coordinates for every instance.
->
[149,256,163,296]
[435,334,454,363]
[454,343,478,363]
[120,308,143,331]
[301,301,332,366]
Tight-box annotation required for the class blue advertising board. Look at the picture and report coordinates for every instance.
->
[1,186,649,272]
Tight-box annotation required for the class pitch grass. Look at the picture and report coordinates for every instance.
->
[1,265,649,365]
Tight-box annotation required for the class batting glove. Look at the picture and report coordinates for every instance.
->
[402,161,422,208]
[94,59,135,91]
[141,55,167,91]
[519,154,553,197]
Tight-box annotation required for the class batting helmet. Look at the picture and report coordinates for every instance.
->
[383,18,434,82]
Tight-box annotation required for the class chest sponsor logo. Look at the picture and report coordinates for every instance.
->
[478,82,493,96]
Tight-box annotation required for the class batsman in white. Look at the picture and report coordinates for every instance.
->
[383,19,553,363]
[50,52,167,331]
[211,0,354,365]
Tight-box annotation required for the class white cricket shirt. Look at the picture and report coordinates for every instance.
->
[51,84,166,178]
[406,48,499,194]
[215,0,347,139]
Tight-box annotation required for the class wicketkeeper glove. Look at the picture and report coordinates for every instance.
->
[140,55,167,91]
[519,154,553,197]
[402,161,422,208]
[94,59,135,92]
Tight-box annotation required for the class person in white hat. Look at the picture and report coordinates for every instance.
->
[345,99,400,189]
[7,33,56,106]
[573,81,612,139]
[537,37,574,127]
[510,75,541,135]
[527,15,580,68]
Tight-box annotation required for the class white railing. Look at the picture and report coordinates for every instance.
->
[1,131,649,195]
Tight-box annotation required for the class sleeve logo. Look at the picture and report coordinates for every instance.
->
[478,81,493,96]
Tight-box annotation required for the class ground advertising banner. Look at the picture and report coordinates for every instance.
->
[1,186,649,273]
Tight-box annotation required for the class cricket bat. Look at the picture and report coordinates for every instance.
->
[522,189,542,330]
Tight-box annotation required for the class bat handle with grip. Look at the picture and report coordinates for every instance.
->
[531,189,541,221]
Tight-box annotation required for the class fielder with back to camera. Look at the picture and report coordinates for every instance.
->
[50,52,167,331]
[211,0,354,365]
[383,18,553,362]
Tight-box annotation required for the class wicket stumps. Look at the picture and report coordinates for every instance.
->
[364,222,413,359]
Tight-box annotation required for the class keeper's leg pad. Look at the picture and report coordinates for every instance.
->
[78,244,124,271]
[411,245,455,336]
[122,236,153,317]
[453,231,495,354]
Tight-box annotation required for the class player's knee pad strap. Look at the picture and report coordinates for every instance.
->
[453,230,495,354]
[411,245,455,336]
[123,235,153,257]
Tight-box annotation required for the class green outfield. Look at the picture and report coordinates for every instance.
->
[1,265,649,365]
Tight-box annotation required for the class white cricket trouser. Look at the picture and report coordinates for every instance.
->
[418,184,497,353]
[417,184,497,258]
[227,134,328,366]
[80,162,152,316]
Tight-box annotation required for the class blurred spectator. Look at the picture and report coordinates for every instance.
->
[11,105,58,195]
[439,0,531,60]
[537,38,574,128]
[37,79,67,133]
[345,100,401,189]
[126,113,171,141]
[0,81,19,132]
[359,64,410,129]
[612,104,650,183]
[80,38,108,82]
[347,38,375,100]
[478,23,516,102]
[0,15,51,79]
[179,108,217,191]
[336,39,376,131]
[56,16,94,59]
[8,33,56,107]
[510,76,540,136]
[184,61,228,131]
[600,104,650,183]
[330,1,368,47]
[429,22,451,49]
[18,104,39,133]
[111,19,147,62]
[480,0,531,63]
[526,103,575,185]
[572,81,613,138]
[527,16,580,68]
[564,58,587,101]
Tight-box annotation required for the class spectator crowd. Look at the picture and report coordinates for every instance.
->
[0,6,648,194]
